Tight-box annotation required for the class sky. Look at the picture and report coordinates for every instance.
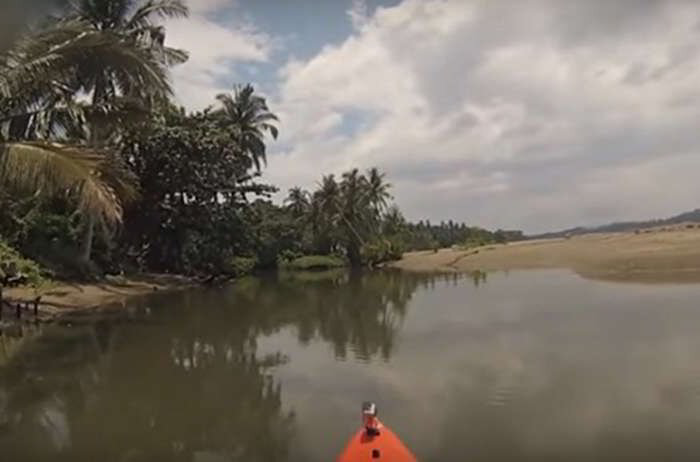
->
[164,0,700,233]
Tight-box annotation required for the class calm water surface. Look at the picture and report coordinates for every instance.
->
[2,269,700,461]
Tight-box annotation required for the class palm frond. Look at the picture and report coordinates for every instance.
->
[0,141,125,224]
[94,30,173,97]
[96,154,139,211]
[214,85,279,173]
[2,18,181,109]
[127,0,189,29]
[75,0,134,28]
[0,96,89,141]
[0,20,90,99]
[158,44,188,66]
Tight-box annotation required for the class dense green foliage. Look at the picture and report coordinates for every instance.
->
[399,220,525,250]
[0,239,46,287]
[115,104,277,275]
[0,0,523,283]
[281,167,396,266]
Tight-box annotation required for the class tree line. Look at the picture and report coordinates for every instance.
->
[0,0,522,282]
[401,221,524,250]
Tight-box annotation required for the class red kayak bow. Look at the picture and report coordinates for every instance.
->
[336,402,418,462]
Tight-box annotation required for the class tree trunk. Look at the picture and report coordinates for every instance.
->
[341,214,365,266]
[79,214,95,264]
[347,241,361,267]
[79,77,105,264]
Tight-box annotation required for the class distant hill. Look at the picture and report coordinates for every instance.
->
[529,209,700,240]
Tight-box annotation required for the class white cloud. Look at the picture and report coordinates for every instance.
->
[186,0,234,14]
[348,0,369,30]
[265,0,700,232]
[164,2,271,109]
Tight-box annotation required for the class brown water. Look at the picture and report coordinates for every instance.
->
[2,269,700,461]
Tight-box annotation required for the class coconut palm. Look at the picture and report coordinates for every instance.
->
[316,174,341,224]
[339,169,366,224]
[68,0,188,112]
[284,187,309,219]
[382,205,405,235]
[214,84,279,173]
[339,168,371,264]
[0,142,135,227]
[0,5,180,261]
[309,175,340,254]
[1,20,99,141]
[301,168,395,265]
[63,0,188,262]
[365,167,392,216]
[0,20,139,232]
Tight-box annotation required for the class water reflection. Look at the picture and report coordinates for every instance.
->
[215,270,478,362]
[0,308,294,460]
[4,269,700,462]
[0,270,466,461]
[229,270,409,361]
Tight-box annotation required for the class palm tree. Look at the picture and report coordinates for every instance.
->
[0,20,139,233]
[339,168,372,265]
[365,167,392,216]
[364,167,392,235]
[307,194,322,253]
[310,174,340,254]
[284,187,309,219]
[64,0,188,262]
[0,142,135,228]
[214,84,279,173]
[382,205,405,236]
[69,0,189,112]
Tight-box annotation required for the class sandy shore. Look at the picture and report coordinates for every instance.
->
[391,226,700,283]
[2,273,195,316]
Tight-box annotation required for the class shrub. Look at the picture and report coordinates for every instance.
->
[224,256,258,277]
[277,249,304,265]
[361,239,404,266]
[0,239,48,287]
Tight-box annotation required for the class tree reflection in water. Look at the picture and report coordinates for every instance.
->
[0,269,485,460]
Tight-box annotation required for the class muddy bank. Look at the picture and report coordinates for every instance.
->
[391,228,700,283]
[2,273,196,318]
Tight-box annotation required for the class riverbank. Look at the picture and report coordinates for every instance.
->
[391,225,700,283]
[2,273,195,317]
[7,225,699,317]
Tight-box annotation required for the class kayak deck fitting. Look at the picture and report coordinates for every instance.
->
[336,402,418,462]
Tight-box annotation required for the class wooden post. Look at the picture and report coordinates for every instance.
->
[34,298,39,318]
[16,303,21,320]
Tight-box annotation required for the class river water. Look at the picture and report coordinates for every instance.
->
[2,269,700,461]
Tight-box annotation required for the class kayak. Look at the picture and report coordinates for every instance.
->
[336,402,418,462]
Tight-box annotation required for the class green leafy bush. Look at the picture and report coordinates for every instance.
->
[277,249,304,265]
[361,239,404,266]
[224,256,258,277]
[0,239,48,287]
